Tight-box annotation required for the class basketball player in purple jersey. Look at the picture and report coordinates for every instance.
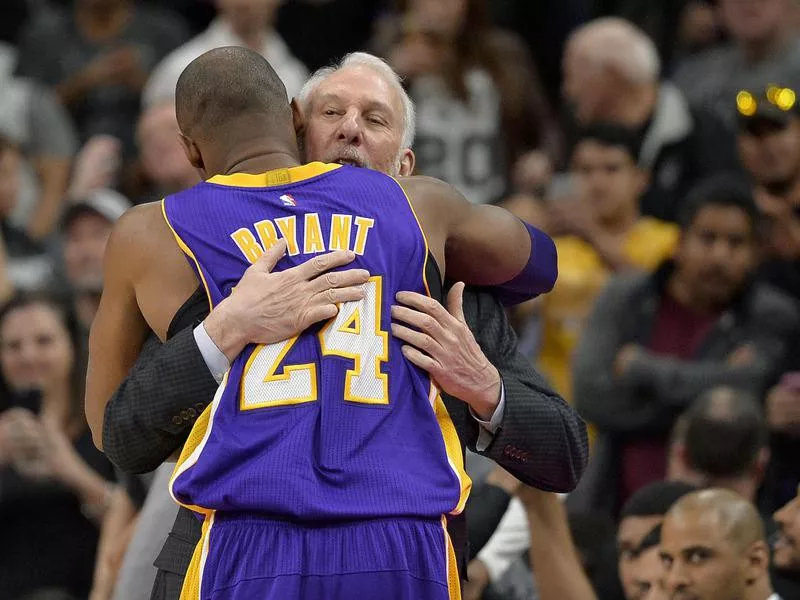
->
[86,47,552,600]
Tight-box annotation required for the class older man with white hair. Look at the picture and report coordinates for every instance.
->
[562,17,737,222]
[98,51,585,600]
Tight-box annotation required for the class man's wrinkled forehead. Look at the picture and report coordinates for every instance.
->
[311,67,405,122]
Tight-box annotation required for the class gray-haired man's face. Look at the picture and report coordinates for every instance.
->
[301,66,413,178]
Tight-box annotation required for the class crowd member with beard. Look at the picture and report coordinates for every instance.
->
[98,52,585,600]
[570,176,799,516]
[562,18,737,222]
[735,83,800,302]
[660,489,780,600]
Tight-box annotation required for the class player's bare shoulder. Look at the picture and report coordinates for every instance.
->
[106,201,175,277]
[397,175,465,235]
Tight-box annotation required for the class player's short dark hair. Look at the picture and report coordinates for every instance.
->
[620,481,698,519]
[683,387,767,478]
[677,175,761,235]
[572,123,642,164]
[175,46,290,138]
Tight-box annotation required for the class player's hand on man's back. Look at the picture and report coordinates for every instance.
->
[203,239,371,362]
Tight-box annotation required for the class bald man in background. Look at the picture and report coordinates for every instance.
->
[660,489,780,600]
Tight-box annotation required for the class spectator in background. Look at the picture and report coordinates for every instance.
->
[135,102,201,204]
[61,190,131,330]
[773,486,800,597]
[673,0,800,133]
[0,293,115,600]
[571,177,799,515]
[537,125,678,400]
[616,481,698,600]
[667,387,770,510]
[660,489,778,600]
[562,18,738,222]
[381,0,562,205]
[0,53,77,242]
[143,0,308,108]
[735,83,800,301]
[627,526,668,600]
[16,0,188,159]
[0,138,55,293]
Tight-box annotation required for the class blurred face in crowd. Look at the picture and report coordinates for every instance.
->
[571,139,647,226]
[632,546,669,600]
[63,212,112,292]
[562,41,612,124]
[674,205,756,308]
[0,145,21,219]
[618,515,664,600]
[0,302,74,396]
[773,486,800,571]
[406,0,467,37]
[216,0,282,33]
[737,117,800,188]
[138,104,198,193]
[660,507,766,600]
[302,65,414,177]
[718,0,790,45]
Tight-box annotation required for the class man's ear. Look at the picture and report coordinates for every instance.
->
[743,540,770,585]
[179,133,204,172]
[291,98,306,140]
[398,148,415,177]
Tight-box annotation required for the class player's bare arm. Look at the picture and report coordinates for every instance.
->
[400,176,556,298]
[86,203,198,448]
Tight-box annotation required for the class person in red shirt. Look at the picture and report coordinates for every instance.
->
[570,175,800,516]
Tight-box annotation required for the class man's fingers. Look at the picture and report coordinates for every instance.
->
[298,250,357,280]
[304,303,340,326]
[395,291,452,325]
[391,323,443,356]
[310,268,370,293]
[446,282,467,324]
[314,285,366,305]
[390,305,448,341]
[253,239,288,273]
[400,344,441,376]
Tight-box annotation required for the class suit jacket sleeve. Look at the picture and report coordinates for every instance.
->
[102,327,219,474]
[462,289,588,492]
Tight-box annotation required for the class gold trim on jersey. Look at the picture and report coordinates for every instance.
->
[161,200,214,311]
[442,515,463,600]
[392,176,470,515]
[432,383,472,514]
[169,373,229,516]
[206,162,342,188]
[391,177,431,297]
[179,512,215,600]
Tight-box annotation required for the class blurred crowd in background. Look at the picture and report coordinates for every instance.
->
[1,0,800,599]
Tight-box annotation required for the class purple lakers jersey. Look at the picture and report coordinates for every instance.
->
[165,163,470,522]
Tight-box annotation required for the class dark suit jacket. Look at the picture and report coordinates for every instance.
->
[103,285,588,594]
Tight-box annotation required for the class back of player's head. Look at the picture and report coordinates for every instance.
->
[620,481,699,519]
[175,46,290,139]
[683,387,767,478]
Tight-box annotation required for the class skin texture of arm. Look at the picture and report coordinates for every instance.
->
[400,176,535,286]
[86,202,200,448]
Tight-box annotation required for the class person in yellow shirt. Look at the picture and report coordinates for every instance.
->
[539,126,678,400]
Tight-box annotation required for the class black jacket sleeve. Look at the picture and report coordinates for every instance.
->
[102,327,218,474]
[462,288,589,492]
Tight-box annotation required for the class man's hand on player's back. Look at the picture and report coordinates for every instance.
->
[202,239,371,362]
